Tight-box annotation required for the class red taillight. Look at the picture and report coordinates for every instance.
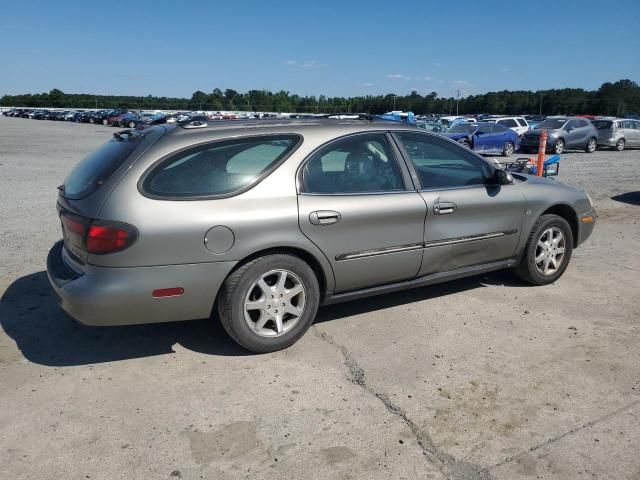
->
[152,287,185,298]
[63,216,85,235]
[86,224,134,254]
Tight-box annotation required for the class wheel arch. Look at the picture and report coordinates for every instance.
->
[540,203,579,247]
[226,246,331,297]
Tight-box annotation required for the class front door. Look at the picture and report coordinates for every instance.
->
[392,131,525,275]
[297,132,426,292]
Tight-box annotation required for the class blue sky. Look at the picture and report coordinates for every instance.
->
[1,0,639,98]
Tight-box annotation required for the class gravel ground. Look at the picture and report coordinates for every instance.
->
[1,116,639,480]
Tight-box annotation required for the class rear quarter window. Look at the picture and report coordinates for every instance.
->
[142,135,301,198]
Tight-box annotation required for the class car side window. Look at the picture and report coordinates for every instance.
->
[302,134,405,194]
[397,132,493,190]
[516,118,527,127]
[566,120,579,129]
[498,118,518,128]
[624,120,638,129]
[477,125,492,134]
[577,119,590,127]
[143,135,299,198]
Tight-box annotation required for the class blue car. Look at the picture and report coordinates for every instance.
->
[445,122,520,156]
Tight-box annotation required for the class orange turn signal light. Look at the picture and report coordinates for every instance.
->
[580,216,594,223]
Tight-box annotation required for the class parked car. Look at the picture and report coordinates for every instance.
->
[105,109,130,126]
[117,111,141,128]
[520,117,598,154]
[87,109,115,124]
[481,116,529,136]
[416,121,447,133]
[592,118,640,151]
[47,119,596,352]
[445,122,521,156]
[438,116,476,128]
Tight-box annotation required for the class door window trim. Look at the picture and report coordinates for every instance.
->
[138,133,303,201]
[296,131,415,196]
[390,130,499,193]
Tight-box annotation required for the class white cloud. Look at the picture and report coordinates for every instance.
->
[423,76,433,81]
[301,60,319,68]
[433,62,441,67]
[362,82,374,87]
[453,80,469,86]
[285,60,297,65]
[387,73,411,80]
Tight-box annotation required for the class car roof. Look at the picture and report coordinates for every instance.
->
[161,118,419,140]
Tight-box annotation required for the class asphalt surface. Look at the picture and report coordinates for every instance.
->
[1,116,639,480]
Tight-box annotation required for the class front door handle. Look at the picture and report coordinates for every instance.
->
[433,202,457,215]
[309,210,341,226]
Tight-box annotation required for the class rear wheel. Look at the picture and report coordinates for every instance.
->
[514,214,573,285]
[102,119,108,126]
[459,139,471,149]
[127,120,136,128]
[615,138,625,151]
[502,141,514,157]
[585,137,597,153]
[217,254,320,353]
[552,139,564,155]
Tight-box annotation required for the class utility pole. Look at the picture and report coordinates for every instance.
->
[392,95,397,111]
[455,89,461,115]
[539,92,542,115]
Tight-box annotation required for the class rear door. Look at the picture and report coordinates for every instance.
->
[472,124,495,152]
[297,132,426,292]
[393,131,525,275]
[625,120,640,146]
[564,119,583,148]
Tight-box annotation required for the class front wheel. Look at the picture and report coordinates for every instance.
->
[552,139,564,155]
[217,254,320,353]
[502,141,514,157]
[615,138,625,151]
[127,120,137,128]
[585,137,597,153]
[514,214,573,285]
[459,139,471,149]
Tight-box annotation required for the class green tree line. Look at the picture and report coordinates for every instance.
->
[2,80,639,116]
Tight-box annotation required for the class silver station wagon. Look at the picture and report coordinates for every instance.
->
[47,117,596,352]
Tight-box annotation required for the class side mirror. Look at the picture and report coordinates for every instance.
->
[491,168,513,185]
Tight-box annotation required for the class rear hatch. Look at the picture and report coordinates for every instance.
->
[57,126,166,266]
[592,119,615,141]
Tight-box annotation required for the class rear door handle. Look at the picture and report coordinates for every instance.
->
[309,210,341,226]
[433,202,457,215]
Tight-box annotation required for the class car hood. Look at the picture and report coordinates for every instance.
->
[444,132,470,140]
[524,128,560,136]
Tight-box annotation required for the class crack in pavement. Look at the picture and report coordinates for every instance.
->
[491,399,640,470]
[314,327,493,480]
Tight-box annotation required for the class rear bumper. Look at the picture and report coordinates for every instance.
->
[47,240,237,326]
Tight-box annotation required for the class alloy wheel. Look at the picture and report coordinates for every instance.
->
[616,139,625,151]
[243,269,306,337]
[587,138,596,153]
[534,227,566,276]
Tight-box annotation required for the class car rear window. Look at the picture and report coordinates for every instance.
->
[592,120,613,129]
[497,118,518,128]
[142,135,301,198]
[62,131,146,200]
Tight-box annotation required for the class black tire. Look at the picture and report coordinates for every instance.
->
[502,141,514,157]
[89,118,95,124]
[585,137,597,153]
[217,254,320,353]
[615,138,625,151]
[514,214,573,285]
[127,120,136,129]
[102,119,108,126]
[459,139,471,149]
[552,139,564,155]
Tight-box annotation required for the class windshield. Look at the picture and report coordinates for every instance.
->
[536,118,566,130]
[62,131,146,199]
[592,120,613,129]
[448,124,476,134]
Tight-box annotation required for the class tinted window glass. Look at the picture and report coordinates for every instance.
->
[302,134,404,194]
[477,125,492,134]
[577,119,590,127]
[398,133,492,189]
[624,120,638,129]
[498,118,518,128]
[516,118,527,127]
[592,120,613,129]
[566,120,580,129]
[144,136,298,198]
[63,130,145,199]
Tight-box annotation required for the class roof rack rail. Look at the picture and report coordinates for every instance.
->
[319,113,375,121]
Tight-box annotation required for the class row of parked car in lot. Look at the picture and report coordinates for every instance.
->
[3,107,639,157]
[416,113,640,156]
